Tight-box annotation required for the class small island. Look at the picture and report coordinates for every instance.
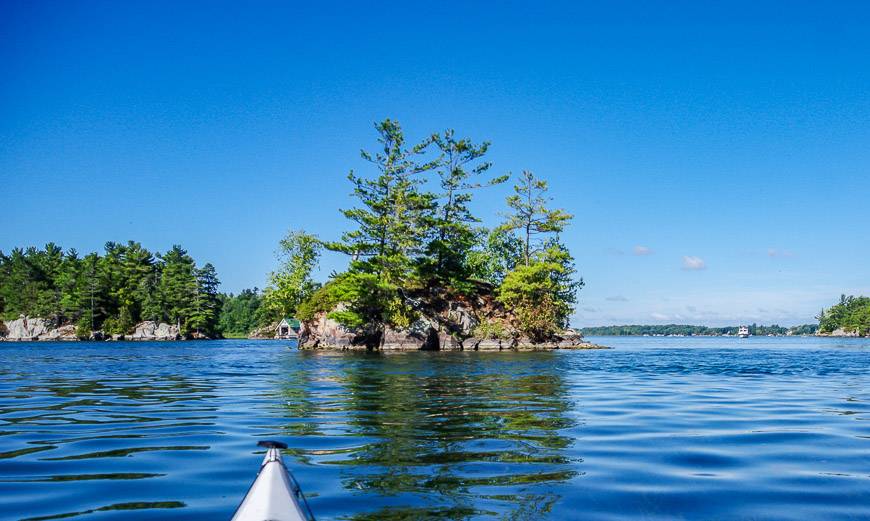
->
[252,120,598,351]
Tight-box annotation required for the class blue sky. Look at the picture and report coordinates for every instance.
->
[2,1,868,326]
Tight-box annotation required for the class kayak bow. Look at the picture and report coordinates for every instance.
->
[232,441,315,521]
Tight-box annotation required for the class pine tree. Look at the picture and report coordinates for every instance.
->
[499,171,572,266]
[189,263,221,337]
[323,119,437,347]
[158,245,198,333]
[421,130,507,288]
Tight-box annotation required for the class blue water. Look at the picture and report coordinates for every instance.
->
[1,337,869,520]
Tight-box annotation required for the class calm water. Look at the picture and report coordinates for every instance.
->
[1,337,869,521]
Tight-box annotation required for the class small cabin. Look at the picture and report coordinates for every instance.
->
[276,318,301,339]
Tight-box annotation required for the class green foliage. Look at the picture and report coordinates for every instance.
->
[418,130,507,288]
[321,119,435,340]
[218,288,263,337]
[188,263,221,336]
[291,119,583,347]
[295,282,340,322]
[260,230,322,324]
[818,295,870,335]
[499,171,572,266]
[497,245,582,342]
[0,242,221,337]
[466,228,525,286]
[325,270,417,335]
[471,318,510,340]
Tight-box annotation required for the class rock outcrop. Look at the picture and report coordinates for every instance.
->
[39,324,79,341]
[299,284,607,351]
[130,321,180,341]
[2,316,50,341]
[248,322,279,339]
[0,316,82,341]
[817,328,862,337]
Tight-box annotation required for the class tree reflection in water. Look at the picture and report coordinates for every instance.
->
[279,351,577,519]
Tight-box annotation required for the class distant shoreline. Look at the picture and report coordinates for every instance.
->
[582,323,822,337]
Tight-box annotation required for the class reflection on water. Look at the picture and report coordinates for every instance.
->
[0,338,869,520]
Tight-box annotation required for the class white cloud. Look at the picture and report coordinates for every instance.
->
[582,307,598,313]
[606,295,629,302]
[682,256,706,271]
[650,312,670,320]
[606,247,625,256]
[633,245,653,256]
[767,248,794,258]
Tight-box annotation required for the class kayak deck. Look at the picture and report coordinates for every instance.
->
[232,441,314,521]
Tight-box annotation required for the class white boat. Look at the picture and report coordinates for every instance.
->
[232,441,315,521]
[738,326,750,338]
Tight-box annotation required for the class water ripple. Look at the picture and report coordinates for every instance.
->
[0,337,869,520]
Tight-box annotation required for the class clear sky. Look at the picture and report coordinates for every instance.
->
[2,1,868,327]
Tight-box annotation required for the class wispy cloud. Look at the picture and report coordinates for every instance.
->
[605,247,625,256]
[767,248,794,258]
[606,295,629,302]
[633,245,653,256]
[682,256,706,271]
[582,307,598,313]
[650,312,670,320]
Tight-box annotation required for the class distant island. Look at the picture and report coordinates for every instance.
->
[583,295,870,337]
[581,324,819,337]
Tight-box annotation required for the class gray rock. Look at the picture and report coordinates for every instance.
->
[38,324,79,341]
[131,321,180,341]
[3,315,49,341]
[467,337,503,351]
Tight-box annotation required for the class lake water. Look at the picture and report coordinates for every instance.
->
[1,337,869,520]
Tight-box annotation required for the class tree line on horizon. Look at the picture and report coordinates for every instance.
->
[0,242,221,338]
[581,323,819,337]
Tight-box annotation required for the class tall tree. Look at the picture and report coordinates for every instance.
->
[499,171,572,266]
[189,263,221,337]
[421,130,507,287]
[261,230,322,322]
[157,245,198,332]
[323,119,436,347]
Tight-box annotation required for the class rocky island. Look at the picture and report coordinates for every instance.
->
[252,120,602,351]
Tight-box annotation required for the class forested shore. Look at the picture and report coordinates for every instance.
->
[0,242,221,339]
[817,295,870,336]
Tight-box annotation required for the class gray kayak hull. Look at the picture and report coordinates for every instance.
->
[232,446,313,521]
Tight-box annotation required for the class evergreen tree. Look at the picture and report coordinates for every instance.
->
[495,172,581,338]
[157,245,198,332]
[323,119,437,347]
[499,171,572,266]
[420,130,507,288]
[189,263,221,337]
[218,288,263,337]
